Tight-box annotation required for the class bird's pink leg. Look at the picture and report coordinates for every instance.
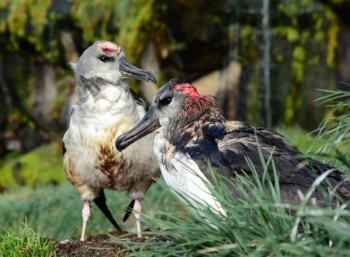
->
[134,199,142,238]
[80,201,90,241]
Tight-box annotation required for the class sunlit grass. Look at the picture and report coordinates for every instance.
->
[0,223,54,257]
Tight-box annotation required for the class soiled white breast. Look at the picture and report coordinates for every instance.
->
[154,132,226,216]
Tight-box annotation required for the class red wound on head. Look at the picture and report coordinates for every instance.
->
[101,47,114,54]
[98,42,120,55]
[172,83,200,97]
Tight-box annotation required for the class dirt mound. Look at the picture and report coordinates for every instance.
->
[54,230,165,257]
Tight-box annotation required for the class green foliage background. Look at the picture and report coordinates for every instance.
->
[0,0,347,140]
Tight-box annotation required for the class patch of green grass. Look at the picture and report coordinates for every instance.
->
[0,144,65,190]
[312,86,350,169]
[275,125,325,153]
[115,153,350,257]
[0,180,178,241]
[276,125,350,175]
[0,223,54,257]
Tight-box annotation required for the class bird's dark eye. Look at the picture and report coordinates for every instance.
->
[159,96,172,106]
[98,55,114,62]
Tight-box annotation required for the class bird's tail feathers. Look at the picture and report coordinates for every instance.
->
[123,199,135,222]
[93,189,122,231]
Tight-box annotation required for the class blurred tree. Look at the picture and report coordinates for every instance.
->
[0,0,349,156]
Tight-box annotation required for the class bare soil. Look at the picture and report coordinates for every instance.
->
[53,230,165,257]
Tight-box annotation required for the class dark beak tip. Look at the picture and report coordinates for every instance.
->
[115,136,126,152]
[146,71,157,84]
[149,77,157,84]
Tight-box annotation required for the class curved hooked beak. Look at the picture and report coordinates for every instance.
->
[119,56,157,84]
[116,106,160,151]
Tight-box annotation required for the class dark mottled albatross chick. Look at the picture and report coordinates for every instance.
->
[116,79,350,214]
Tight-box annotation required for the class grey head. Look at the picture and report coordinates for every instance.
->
[116,78,204,151]
[71,41,156,86]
